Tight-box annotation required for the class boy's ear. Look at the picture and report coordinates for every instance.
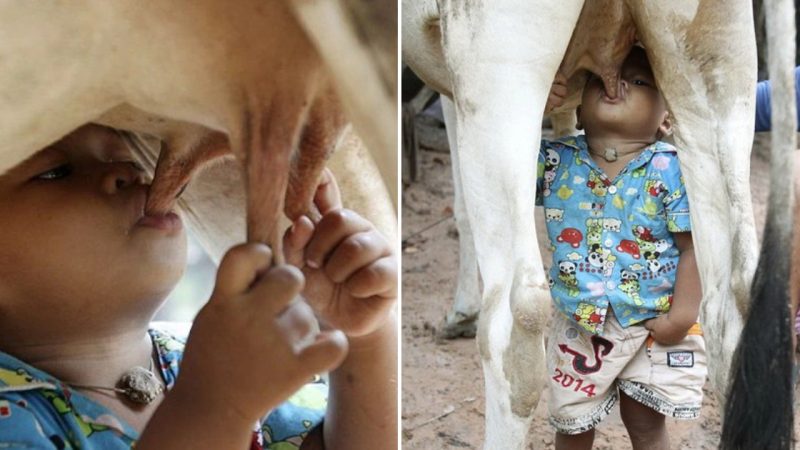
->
[575,106,583,130]
[657,110,673,138]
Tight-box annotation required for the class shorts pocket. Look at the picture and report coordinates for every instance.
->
[645,326,707,403]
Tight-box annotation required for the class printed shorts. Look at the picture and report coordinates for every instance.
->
[546,309,706,434]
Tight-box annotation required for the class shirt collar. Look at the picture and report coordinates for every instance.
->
[554,134,677,172]
[0,352,59,393]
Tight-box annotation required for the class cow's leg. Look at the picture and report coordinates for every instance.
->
[437,2,584,448]
[627,0,759,400]
[721,0,797,446]
[440,96,480,339]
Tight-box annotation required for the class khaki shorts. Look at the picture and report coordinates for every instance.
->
[546,309,706,434]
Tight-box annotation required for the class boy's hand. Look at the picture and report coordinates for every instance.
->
[175,243,349,422]
[284,169,397,338]
[545,72,568,112]
[644,313,690,345]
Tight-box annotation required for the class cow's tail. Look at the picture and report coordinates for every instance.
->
[720,0,796,448]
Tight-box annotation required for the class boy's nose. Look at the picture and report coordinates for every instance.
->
[101,161,147,194]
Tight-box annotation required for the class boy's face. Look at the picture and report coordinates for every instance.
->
[579,47,669,141]
[0,124,187,339]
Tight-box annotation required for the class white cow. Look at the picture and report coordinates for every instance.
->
[405,0,760,448]
[0,0,397,261]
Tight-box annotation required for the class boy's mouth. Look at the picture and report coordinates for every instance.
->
[601,89,624,104]
[132,188,182,233]
[602,94,622,105]
[600,80,626,104]
[136,212,183,233]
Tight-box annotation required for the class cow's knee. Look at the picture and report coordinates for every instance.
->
[509,264,551,333]
[500,265,550,417]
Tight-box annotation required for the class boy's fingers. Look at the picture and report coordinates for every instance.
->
[283,216,315,267]
[247,264,306,314]
[547,93,565,108]
[554,71,568,85]
[304,210,371,269]
[323,230,391,283]
[552,83,567,97]
[313,168,342,216]
[296,329,349,374]
[212,243,273,299]
[343,256,398,299]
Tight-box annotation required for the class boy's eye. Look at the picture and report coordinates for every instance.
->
[34,164,72,181]
[632,79,651,87]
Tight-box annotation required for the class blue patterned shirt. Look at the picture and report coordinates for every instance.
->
[0,325,326,449]
[537,135,691,335]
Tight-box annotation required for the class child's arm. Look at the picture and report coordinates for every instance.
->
[137,244,349,449]
[644,232,702,345]
[323,314,397,450]
[284,169,397,450]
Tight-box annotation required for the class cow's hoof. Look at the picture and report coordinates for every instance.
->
[439,312,478,339]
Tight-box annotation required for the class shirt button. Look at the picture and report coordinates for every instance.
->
[606,281,616,290]
[608,185,618,194]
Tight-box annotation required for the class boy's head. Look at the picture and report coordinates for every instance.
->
[578,46,672,142]
[0,124,187,343]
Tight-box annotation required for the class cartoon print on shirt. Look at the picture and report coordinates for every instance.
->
[616,239,641,259]
[585,244,616,277]
[612,194,626,210]
[0,367,35,387]
[586,171,610,197]
[645,258,662,274]
[619,269,643,306]
[557,228,583,248]
[557,184,574,200]
[634,228,672,275]
[572,302,607,333]
[602,217,622,232]
[557,260,580,297]
[578,201,604,217]
[585,219,604,247]
[545,208,564,222]
[583,219,616,276]
[654,294,673,313]
[633,225,656,251]
[645,179,668,197]
[639,197,660,217]
[40,390,111,438]
[542,148,560,197]
[663,187,683,205]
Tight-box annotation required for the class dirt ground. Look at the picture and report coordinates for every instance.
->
[400,110,774,449]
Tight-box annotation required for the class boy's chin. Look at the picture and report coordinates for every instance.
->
[583,117,634,137]
[125,239,188,283]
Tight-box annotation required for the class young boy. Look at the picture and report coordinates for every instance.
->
[539,46,705,450]
[0,123,397,449]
